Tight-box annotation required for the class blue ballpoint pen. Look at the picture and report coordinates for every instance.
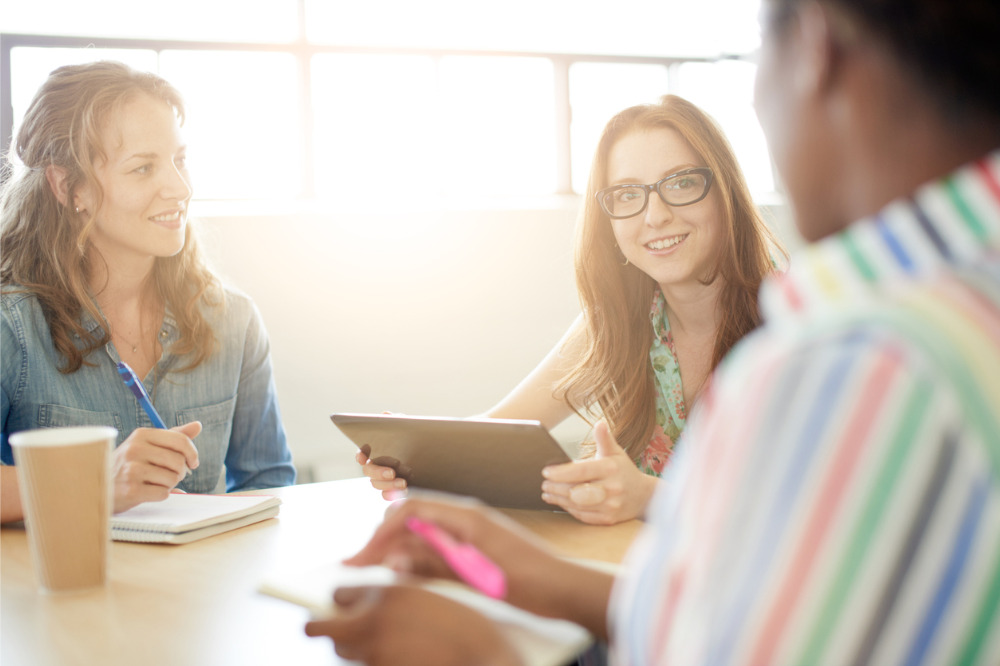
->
[116,361,166,428]
[116,361,192,478]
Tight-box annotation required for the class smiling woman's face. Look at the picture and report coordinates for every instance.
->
[606,127,724,295]
[77,93,193,267]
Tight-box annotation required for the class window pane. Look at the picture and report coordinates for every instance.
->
[304,0,760,57]
[312,54,437,203]
[9,47,159,160]
[674,60,775,195]
[159,51,300,200]
[4,0,298,42]
[569,63,670,193]
[437,56,556,197]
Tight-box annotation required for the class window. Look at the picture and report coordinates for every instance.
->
[160,51,301,199]
[569,63,672,193]
[675,60,775,194]
[2,0,767,203]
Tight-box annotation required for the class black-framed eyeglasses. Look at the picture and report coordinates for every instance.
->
[596,167,715,219]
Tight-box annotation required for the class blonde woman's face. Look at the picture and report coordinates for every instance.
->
[606,128,724,295]
[77,94,192,269]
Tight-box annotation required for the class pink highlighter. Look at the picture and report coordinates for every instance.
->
[405,516,508,599]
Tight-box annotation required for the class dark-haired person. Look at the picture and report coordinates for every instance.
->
[1,61,295,523]
[303,0,1000,663]
[359,95,784,525]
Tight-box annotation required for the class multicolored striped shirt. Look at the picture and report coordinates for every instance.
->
[609,150,1000,666]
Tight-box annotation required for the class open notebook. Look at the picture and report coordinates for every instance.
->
[111,493,281,544]
[258,562,594,666]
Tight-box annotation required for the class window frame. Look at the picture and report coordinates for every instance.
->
[0,31,734,199]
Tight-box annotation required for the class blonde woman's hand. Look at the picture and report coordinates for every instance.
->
[540,420,658,525]
[112,421,201,514]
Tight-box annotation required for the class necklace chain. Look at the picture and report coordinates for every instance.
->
[113,327,143,355]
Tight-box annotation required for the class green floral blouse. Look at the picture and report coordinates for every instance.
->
[637,290,687,476]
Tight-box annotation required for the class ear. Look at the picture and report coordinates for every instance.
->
[44,164,71,207]
[792,1,843,98]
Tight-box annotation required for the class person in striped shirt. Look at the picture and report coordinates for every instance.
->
[303,0,1000,664]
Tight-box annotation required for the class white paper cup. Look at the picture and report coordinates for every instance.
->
[10,426,116,593]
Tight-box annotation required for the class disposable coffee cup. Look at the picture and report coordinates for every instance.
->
[10,426,116,593]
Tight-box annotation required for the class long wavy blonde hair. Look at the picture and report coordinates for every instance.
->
[559,95,784,458]
[0,61,219,373]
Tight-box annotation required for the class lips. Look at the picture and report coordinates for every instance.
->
[645,234,688,251]
[149,206,186,227]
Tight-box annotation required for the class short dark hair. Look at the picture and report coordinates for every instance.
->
[768,0,1000,124]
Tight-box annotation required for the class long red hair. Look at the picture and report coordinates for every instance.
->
[559,95,784,457]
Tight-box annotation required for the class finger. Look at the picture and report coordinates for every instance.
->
[368,465,396,482]
[139,461,189,488]
[142,444,193,478]
[305,587,383,660]
[172,421,202,468]
[114,443,188,483]
[539,480,573,499]
[542,458,610,485]
[543,483,618,512]
[112,458,184,512]
[561,505,621,526]
[344,498,489,569]
[140,426,200,470]
[381,487,408,501]
[372,478,407,492]
[113,481,172,513]
[569,482,608,506]
[333,585,384,608]
[593,420,625,458]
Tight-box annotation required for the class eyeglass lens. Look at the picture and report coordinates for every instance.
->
[600,170,710,218]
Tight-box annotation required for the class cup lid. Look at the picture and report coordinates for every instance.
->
[9,426,118,448]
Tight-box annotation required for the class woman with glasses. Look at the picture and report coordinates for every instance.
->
[1,61,295,523]
[359,95,783,524]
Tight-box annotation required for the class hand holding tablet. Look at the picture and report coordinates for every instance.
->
[333,413,572,511]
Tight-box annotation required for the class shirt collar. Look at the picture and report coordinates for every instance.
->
[78,301,179,339]
[761,150,1000,322]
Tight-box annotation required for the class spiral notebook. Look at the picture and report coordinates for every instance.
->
[111,493,281,544]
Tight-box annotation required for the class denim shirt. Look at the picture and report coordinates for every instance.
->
[1,285,296,493]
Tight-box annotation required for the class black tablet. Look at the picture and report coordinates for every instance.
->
[331,413,572,511]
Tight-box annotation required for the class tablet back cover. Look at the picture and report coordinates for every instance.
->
[331,413,572,511]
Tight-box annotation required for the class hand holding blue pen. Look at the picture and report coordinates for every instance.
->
[116,362,167,428]
[116,361,192,478]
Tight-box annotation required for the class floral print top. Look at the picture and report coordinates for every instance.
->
[637,290,687,476]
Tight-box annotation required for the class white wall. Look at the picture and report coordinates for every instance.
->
[196,199,589,482]
[196,198,800,483]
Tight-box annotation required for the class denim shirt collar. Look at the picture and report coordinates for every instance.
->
[76,302,180,368]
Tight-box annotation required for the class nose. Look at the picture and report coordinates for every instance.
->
[162,161,193,201]
[643,190,674,227]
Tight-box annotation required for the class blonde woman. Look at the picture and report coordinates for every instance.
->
[1,61,294,523]
[360,95,782,524]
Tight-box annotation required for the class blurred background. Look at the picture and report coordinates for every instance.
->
[1,0,801,482]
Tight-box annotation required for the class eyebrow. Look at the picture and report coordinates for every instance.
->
[119,147,186,165]
[608,163,699,186]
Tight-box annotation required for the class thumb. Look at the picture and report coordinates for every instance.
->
[594,420,624,458]
[173,421,203,439]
